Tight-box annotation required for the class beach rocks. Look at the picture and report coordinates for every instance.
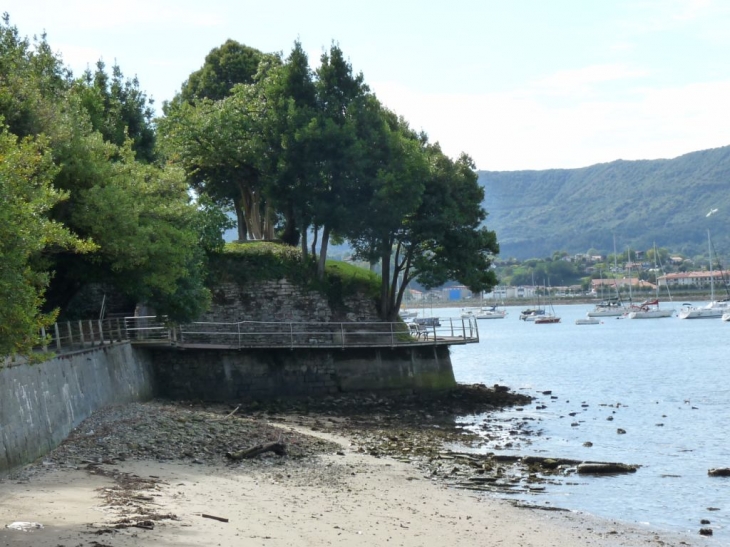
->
[708,468,730,477]
[576,462,638,474]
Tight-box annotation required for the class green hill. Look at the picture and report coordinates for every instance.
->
[479,145,730,260]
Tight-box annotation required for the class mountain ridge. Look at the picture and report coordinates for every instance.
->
[478,144,730,260]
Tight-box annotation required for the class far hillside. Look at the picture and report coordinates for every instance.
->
[479,145,730,260]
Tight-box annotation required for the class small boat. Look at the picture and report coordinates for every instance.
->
[399,309,419,319]
[678,299,730,319]
[476,305,507,319]
[576,317,601,325]
[520,308,545,321]
[534,283,560,324]
[678,230,730,319]
[722,313,730,322]
[587,298,628,317]
[535,315,560,324]
[626,299,674,319]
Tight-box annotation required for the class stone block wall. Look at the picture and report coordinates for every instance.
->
[204,280,379,324]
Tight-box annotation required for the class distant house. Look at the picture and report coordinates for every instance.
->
[591,278,656,291]
[657,271,730,288]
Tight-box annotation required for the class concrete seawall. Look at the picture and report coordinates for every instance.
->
[1,342,454,472]
[0,343,154,472]
[146,345,456,401]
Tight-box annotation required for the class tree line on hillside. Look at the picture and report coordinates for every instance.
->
[479,145,730,260]
[0,16,498,356]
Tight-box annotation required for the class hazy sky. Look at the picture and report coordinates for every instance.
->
[4,0,730,171]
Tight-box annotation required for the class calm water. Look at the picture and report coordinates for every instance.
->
[443,303,730,541]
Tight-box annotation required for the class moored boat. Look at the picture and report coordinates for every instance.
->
[678,230,730,319]
[576,317,601,325]
[587,298,627,317]
[678,299,730,319]
[535,314,560,324]
[626,299,674,319]
[476,305,507,319]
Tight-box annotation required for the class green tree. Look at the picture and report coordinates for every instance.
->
[0,14,70,139]
[0,129,93,356]
[307,44,371,278]
[258,41,318,249]
[160,43,279,241]
[179,40,266,103]
[73,61,156,162]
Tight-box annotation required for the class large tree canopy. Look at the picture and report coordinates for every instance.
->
[0,128,93,355]
[0,15,225,355]
[162,39,500,319]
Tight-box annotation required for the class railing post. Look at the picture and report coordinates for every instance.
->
[462,318,466,340]
[116,318,123,341]
[88,320,95,346]
[78,320,85,346]
[67,322,74,349]
[450,318,454,338]
[98,320,105,345]
[390,322,394,346]
[54,323,62,351]
[341,323,345,348]
[40,327,47,352]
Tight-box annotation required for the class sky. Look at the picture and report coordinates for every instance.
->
[4,0,730,171]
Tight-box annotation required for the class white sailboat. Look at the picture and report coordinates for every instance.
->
[534,282,560,324]
[587,237,628,317]
[626,244,674,319]
[678,230,730,319]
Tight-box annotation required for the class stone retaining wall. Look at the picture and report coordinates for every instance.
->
[0,344,154,473]
[146,345,455,402]
[205,280,379,323]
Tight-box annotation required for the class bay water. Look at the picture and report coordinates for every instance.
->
[443,303,730,541]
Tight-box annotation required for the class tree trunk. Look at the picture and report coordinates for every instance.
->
[317,225,331,280]
[311,226,319,258]
[235,200,247,241]
[281,202,300,246]
[300,226,308,259]
[380,247,392,320]
[239,183,262,240]
[262,201,275,240]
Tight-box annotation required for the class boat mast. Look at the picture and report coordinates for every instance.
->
[708,230,714,302]
[627,246,633,304]
[612,235,621,302]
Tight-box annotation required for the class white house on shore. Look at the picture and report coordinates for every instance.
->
[657,270,730,288]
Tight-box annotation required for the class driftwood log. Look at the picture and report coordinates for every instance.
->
[226,442,287,461]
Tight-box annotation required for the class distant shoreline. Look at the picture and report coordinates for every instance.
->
[405,292,717,309]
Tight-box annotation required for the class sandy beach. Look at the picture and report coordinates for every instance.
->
[0,394,716,547]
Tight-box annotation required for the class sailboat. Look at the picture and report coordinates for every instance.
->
[520,274,545,321]
[587,237,628,317]
[534,282,561,324]
[678,230,730,319]
[626,244,675,319]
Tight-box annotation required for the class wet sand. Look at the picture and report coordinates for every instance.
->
[0,417,713,547]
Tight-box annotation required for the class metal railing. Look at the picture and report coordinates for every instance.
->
[2,315,479,365]
[172,316,479,349]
